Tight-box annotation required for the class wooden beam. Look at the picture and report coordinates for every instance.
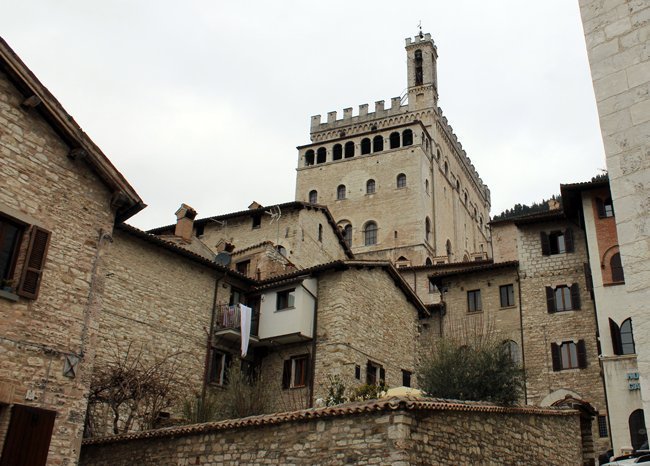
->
[21,94,41,108]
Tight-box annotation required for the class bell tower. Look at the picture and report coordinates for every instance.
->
[405,32,438,111]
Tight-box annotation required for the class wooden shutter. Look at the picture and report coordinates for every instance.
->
[609,319,623,356]
[366,360,374,385]
[570,283,581,310]
[577,340,587,368]
[583,263,593,292]
[0,405,56,466]
[17,226,51,299]
[564,228,574,253]
[540,231,550,256]
[282,359,292,389]
[551,343,561,371]
[595,198,606,218]
[545,287,555,313]
[379,366,386,384]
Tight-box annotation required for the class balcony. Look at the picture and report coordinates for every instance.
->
[213,304,260,346]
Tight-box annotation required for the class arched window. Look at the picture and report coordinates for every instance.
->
[425,179,429,193]
[446,240,452,258]
[425,217,431,242]
[366,179,376,194]
[344,141,355,158]
[373,135,384,152]
[317,147,327,164]
[336,185,346,200]
[397,173,406,188]
[425,257,433,266]
[318,224,323,242]
[276,245,287,257]
[464,192,468,204]
[402,129,413,146]
[308,190,318,204]
[364,221,378,246]
[333,144,342,161]
[342,224,352,247]
[629,410,647,451]
[389,132,400,149]
[436,148,441,160]
[611,252,625,282]
[444,161,449,176]
[610,317,636,355]
[414,49,423,86]
[361,138,371,155]
[479,216,483,228]
[503,340,521,365]
[305,150,314,166]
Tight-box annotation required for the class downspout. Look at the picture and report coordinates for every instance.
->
[202,271,226,403]
[516,268,528,403]
[301,281,318,408]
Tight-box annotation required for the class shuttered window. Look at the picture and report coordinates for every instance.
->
[541,229,574,255]
[546,284,580,312]
[551,340,587,371]
[282,354,309,389]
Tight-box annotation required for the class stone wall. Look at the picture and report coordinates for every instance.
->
[0,68,116,465]
[578,0,650,426]
[79,398,584,466]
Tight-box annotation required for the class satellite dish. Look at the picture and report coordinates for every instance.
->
[215,252,231,266]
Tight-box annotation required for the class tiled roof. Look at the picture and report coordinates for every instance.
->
[428,260,519,279]
[398,259,492,271]
[82,396,577,446]
[490,209,565,226]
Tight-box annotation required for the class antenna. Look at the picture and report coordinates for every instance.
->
[417,21,423,38]
[208,218,226,227]
[264,205,282,251]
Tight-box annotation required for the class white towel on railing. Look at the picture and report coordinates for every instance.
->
[240,304,252,357]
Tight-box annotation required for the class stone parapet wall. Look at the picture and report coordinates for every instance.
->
[79,397,584,466]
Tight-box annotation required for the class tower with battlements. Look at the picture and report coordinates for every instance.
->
[295,33,490,266]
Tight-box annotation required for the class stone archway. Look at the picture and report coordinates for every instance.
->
[550,394,598,466]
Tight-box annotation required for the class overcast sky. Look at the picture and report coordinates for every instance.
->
[1,1,605,230]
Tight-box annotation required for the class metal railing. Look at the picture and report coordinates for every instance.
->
[214,304,259,335]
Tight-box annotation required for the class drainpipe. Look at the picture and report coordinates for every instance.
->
[202,271,226,402]
[301,281,318,408]
[516,268,528,403]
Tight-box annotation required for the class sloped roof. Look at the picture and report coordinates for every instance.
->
[428,260,519,280]
[489,209,566,226]
[0,36,145,222]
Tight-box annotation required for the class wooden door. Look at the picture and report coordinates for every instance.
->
[0,405,56,466]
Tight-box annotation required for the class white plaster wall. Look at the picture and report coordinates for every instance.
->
[258,278,316,339]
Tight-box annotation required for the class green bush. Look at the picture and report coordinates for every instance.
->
[418,338,524,406]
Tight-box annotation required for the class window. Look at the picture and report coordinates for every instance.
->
[344,141,355,158]
[425,257,433,266]
[425,179,429,194]
[252,214,261,229]
[402,370,412,388]
[282,354,309,389]
[467,289,482,312]
[389,132,400,149]
[598,415,609,438]
[414,49,423,85]
[444,161,448,176]
[396,173,406,188]
[209,350,231,385]
[446,239,452,258]
[596,197,614,218]
[341,224,352,247]
[402,129,413,146]
[336,185,346,200]
[355,365,361,379]
[309,190,318,204]
[276,245,287,257]
[499,284,515,307]
[276,288,295,310]
[540,229,574,255]
[464,192,468,204]
[0,214,51,299]
[372,135,383,152]
[366,360,385,386]
[318,224,323,242]
[361,138,371,155]
[235,260,250,275]
[611,252,625,282]
[504,340,521,365]
[304,150,314,166]
[366,179,376,194]
[333,144,342,161]
[425,217,431,242]
[610,318,636,355]
[551,340,587,370]
[316,147,326,164]
[546,284,580,312]
[364,221,378,246]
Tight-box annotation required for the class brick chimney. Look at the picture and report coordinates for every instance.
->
[174,204,197,242]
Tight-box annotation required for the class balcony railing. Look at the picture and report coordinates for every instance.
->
[214,304,259,336]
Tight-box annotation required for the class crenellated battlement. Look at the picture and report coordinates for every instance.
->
[310,97,409,134]
[404,32,435,49]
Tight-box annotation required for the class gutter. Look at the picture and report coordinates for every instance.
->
[301,281,319,408]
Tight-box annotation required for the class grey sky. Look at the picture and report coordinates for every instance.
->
[1,1,605,230]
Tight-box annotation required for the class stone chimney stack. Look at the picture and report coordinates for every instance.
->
[547,198,561,210]
[174,203,197,242]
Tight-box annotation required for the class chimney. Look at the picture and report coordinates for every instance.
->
[174,203,197,242]
[547,199,561,210]
[248,201,262,210]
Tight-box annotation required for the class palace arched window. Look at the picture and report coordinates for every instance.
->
[336,185,346,200]
[373,135,384,152]
[366,179,376,194]
[425,217,431,242]
[333,144,342,161]
[305,150,314,166]
[397,173,407,188]
[361,138,371,155]
[364,221,378,246]
[389,132,400,149]
[308,190,317,204]
[344,141,355,158]
[402,129,413,146]
[316,147,326,164]
[414,49,423,86]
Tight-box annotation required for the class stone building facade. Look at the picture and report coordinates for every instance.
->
[491,211,609,454]
[295,33,490,266]
[578,0,650,438]
[563,178,642,455]
[0,37,143,465]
